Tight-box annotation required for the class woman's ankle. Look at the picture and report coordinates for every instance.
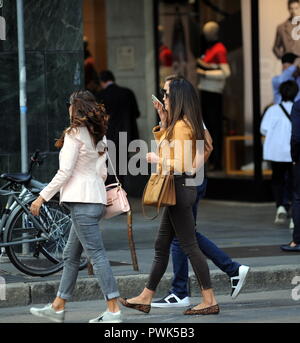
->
[140,288,155,302]
[201,288,217,306]
[107,298,120,313]
[52,297,66,311]
[52,303,65,311]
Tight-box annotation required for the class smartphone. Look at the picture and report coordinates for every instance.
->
[151,94,164,107]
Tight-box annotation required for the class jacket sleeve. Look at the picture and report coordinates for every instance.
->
[272,66,297,103]
[159,124,194,174]
[101,164,108,182]
[274,65,297,85]
[40,131,81,201]
[152,125,166,143]
[96,136,108,182]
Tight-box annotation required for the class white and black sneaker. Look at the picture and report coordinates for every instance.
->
[151,294,190,308]
[230,265,250,299]
[274,206,287,224]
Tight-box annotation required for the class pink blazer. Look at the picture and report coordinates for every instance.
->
[40,127,107,204]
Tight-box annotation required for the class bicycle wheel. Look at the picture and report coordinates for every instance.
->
[4,198,88,277]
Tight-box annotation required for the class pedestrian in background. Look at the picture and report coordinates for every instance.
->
[281,97,300,252]
[261,81,299,226]
[272,52,300,104]
[96,70,140,186]
[29,90,122,323]
[120,77,220,316]
[84,38,100,95]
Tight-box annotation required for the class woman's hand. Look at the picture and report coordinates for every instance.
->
[146,152,160,164]
[153,101,168,128]
[29,196,45,216]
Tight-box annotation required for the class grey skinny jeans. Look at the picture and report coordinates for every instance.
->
[57,203,120,301]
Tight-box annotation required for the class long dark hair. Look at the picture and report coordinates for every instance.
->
[55,90,108,154]
[165,77,206,144]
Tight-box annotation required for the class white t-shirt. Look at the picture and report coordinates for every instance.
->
[260,101,293,162]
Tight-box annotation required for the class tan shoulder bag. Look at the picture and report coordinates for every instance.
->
[142,140,176,219]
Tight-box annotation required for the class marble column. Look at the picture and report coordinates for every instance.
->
[0,0,84,183]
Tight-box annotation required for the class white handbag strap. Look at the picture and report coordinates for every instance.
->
[106,151,121,186]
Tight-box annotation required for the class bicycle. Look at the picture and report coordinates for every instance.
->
[0,151,88,277]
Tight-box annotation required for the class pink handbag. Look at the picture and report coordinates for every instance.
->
[103,153,130,219]
[104,183,130,219]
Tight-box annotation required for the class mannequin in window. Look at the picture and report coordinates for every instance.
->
[273,0,300,59]
[158,25,174,88]
[197,21,231,171]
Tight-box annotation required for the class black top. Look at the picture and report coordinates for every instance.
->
[96,83,140,145]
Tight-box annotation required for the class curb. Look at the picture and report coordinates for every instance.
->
[1,265,300,308]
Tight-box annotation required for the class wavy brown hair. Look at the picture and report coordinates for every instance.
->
[55,90,109,154]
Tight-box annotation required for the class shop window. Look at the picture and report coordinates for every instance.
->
[155,0,245,177]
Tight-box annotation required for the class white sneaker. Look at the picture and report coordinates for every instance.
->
[89,310,122,323]
[151,293,190,308]
[289,218,295,230]
[30,304,65,323]
[230,265,250,299]
[274,206,287,224]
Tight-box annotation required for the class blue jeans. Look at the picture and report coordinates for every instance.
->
[170,179,240,299]
[57,203,120,301]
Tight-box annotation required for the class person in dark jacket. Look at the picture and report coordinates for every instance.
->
[281,98,300,251]
[96,70,140,185]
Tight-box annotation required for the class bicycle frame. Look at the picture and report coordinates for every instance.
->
[0,182,50,248]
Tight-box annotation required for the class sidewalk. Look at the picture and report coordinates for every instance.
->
[0,198,299,308]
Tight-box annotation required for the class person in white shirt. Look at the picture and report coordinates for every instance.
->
[261,80,299,225]
[28,90,122,324]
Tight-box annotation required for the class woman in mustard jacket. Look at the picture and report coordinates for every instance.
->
[120,77,219,316]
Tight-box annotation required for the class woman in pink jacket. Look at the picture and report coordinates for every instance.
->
[29,90,122,324]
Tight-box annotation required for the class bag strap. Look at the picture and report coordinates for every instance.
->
[141,181,163,220]
[279,103,292,122]
[141,174,174,220]
[106,150,121,186]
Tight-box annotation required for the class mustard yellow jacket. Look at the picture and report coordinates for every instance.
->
[152,119,197,174]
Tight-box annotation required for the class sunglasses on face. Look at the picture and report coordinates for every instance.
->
[160,88,170,98]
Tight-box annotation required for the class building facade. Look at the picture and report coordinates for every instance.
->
[1,0,294,201]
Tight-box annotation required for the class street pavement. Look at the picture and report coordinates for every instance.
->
[0,289,299,324]
[0,198,299,324]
